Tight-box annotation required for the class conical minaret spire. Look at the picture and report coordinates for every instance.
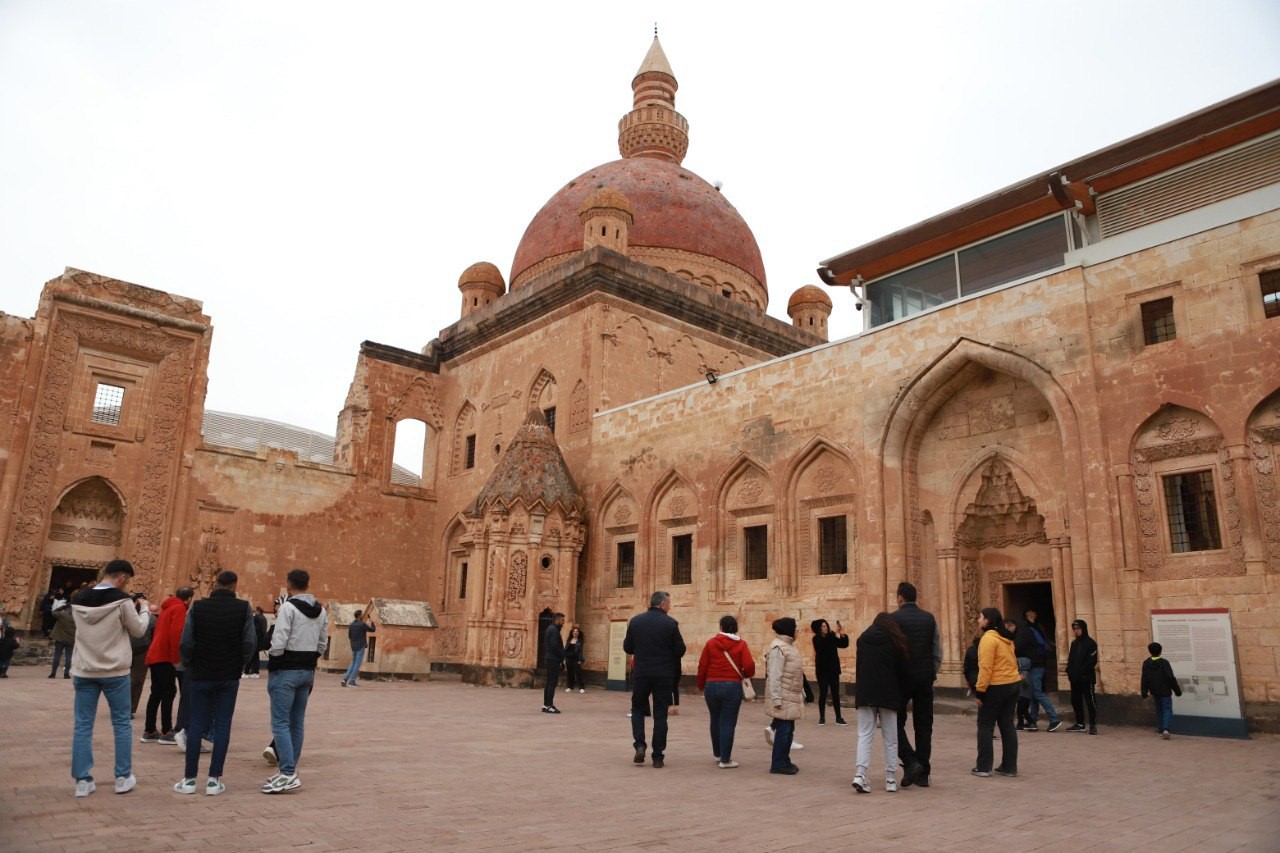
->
[618,35,689,164]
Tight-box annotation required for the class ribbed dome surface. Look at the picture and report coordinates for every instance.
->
[511,158,766,290]
[787,285,832,312]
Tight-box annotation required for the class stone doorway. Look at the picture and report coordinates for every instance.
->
[49,563,101,594]
[1003,580,1057,692]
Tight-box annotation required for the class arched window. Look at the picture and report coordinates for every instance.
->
[391,418,431,487]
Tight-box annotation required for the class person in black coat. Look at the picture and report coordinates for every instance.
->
[1014,609,1062,730]
[810,619,849,726]
[1140,641,1183,738]
[1065,619,1099,733]
[851,613,910,794]
[542,613,566,713]
[623,591,685,768]
[889,582,942,787]
[563,626,586,693]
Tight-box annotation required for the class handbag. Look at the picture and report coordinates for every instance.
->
[722,650,756,700]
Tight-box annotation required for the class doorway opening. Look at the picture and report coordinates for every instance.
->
[49,564,102,597]
[1003,580,1057,690]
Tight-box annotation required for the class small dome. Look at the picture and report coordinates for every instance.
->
[787,285,833,313]
[458,262,506,295]
[579,186,634,218]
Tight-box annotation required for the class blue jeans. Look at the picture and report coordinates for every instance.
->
[185,679,241,779]
[72,675,132,781]
[1027,665,1060,724]
[770,719,795,771]
[268,669,314,775]
[703,681,743,762]
[51,642,73,676]
[1155,696,1173,732]
[343,648,365,684]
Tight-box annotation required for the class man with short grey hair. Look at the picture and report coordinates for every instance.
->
[623,591,685,768]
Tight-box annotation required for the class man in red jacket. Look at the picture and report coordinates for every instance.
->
[141,587,193,743]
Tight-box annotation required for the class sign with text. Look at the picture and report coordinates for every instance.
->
[606,620,628,690]
[1150,608,1247,738]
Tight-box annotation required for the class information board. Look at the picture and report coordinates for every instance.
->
[606,620,628,691]
[1150,608,1247,738]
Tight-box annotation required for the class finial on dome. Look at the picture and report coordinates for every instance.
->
[457,261,506,320]
[618,34,688,163]
[787,285,833,341]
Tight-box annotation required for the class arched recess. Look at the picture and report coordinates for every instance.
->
[712,453,777,600]
[527,367,558,432]
[387,376,444,488]
[440,514,471,614]
[43,476,127,598]
[781,436,859,597]
[450,400,477,476]
[1246,388,1280,572]
[878,337,1091,621]
[595,481,639,601]
[645,468,699,589]
[1129,404,1243,580]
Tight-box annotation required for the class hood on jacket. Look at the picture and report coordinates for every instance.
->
[287,595,323,619]
[1071,619,1090,638]
[72,587,132,624]
[984,630,1016,651]
[160,595,188,612]
[706,632,743,654]
[810,619,829,634]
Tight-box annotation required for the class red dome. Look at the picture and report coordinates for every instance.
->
[511,158,766,292]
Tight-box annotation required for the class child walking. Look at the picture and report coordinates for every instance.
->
[1139,642,1182,739]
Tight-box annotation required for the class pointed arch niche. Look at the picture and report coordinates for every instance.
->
[715,455,777,602]
[450,400,477,476]
[43,477,126,593]
[527,368,558,434]
[785,438,858,599]
[595,483,639,601]
[1130,405,1243,579]
[647,469,699,589]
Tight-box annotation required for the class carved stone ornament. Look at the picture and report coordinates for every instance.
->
[969,396,1015,435]
[955,457,1048,549]
[737,475,764,506]
[1249,430,1280,571]
[813,464,840,495]
[961,560,981,631]
[502,629,523,659]
[669,490,690,518]
[507,551,528,603]
[1156,415,1198,442]
[613,503,633,525]
[988,567,1054,605]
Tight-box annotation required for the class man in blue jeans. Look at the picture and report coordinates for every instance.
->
[341,609,375,688]
[1015,608,1063,732]
[263,569,328,794]
[67,560,155,797]
[173,570,256,796]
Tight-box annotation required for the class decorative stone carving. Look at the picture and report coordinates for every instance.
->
[813,464,840,495]
[797,496,855,581]
[955,457,1048,549]
[613,504,633,525]
[987,567,1054,605]
[968,396,1014,435]
[737,475,764,506]
[386,376,444,429]
[48,525,120,546]
[569,380,590,433]
[192,523,226,594]
[507,551,528,603]
[436,627,463,658]
[502,629,524,659]
[668,490,690,518]
[1157,415,1199,442]
[961,560,981,631]
[1249,430,1280,571]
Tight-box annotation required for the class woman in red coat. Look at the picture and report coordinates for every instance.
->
[697,615,755,769]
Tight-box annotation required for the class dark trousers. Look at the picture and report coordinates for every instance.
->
[51,642,73,676]
[543,659,561,707]
[976,681,1019,773]
[1070,679,1097,727]
[815,670,843,722]
[704,681,743,762]
[129,650,149,713]
[1016,696,1032,726]
[897,675,935,775]
[185,679,240,779]
[565,659,584,690]
[145,662,178,734]
[631,675,673,758]
[244,652,261,675]
[770,718,796,771]
[175,669,191,734]
[42,613,55,636]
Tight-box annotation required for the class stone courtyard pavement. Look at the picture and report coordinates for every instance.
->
[1,667,1277,852]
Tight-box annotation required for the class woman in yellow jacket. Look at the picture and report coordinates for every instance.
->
[973,607,1021,778]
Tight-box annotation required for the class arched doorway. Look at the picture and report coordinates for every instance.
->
[39,477,126,616]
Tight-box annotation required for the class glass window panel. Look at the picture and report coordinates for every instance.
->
[1162,471,1222,553]
[616,541,635,588]
[1261,269,1280,319]
[1142,298,1176,345]
[867,256,957,327]
[743,525,769,580]
[818,515,848,575]
[959,216,1069,296]
[671,534,692,585]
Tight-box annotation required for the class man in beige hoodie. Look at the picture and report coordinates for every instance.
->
[69,559,155,798]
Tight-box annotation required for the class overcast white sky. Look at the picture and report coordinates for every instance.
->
[3,1,1278,455]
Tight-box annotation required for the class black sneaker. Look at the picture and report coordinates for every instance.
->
[1023,724,1040,732]
[994,766,1018,777]
[1047,721,1063,733]
[971,768,991,777]
[915,774,930,788]
[901,761,923,788]
[634,747,646,764]
[1088,727,1098,735]
[835,719,849,726]
[770,764,800,775]
[818,719,826,726]
[652,757,664,769]
[546,706,561,714]
[1065,723,1087,733]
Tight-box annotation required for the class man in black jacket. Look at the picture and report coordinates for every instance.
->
[1065,619,1099,734]
[1015,608,1063,731]
[623,591,685,768]
[542,612,566,713]
[175,570,256,796]
[889,582,941,788]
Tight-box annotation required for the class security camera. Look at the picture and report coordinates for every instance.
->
[854,296,864,311]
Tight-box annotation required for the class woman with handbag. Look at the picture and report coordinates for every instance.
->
[696,615,756,769]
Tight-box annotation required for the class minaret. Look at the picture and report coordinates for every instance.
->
[617,35,688,164]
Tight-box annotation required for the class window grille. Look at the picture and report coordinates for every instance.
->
[818,516,848,575]
[616,541,635,588]
[743,525,768,580]
[1262,269,1280,320]
[91,383,124,426]
[465,434,476,469]
[1162,470,1222,553]
[671,534,692,585]
[1141,297,1176,345]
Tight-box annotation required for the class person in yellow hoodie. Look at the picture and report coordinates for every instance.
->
[68,560,155,798]
[972,607,1021,779]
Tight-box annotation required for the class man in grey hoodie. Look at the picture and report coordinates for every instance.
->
[262,569,328,794]
[68,559,155,797]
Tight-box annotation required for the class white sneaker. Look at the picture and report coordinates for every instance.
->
[74,779,96,797]
[173,778,197,795]
[200,739,213,754]
[718,760,739,769]
[851,774,871,794]
[793,741,804,751]
[205,778,225,796]
[261,773,300,794]
[114,774,136,794]
[250,673,260,679]
[263,745,278,765]
[578,688,585,694]
[764,725,775,746]
[565,688,571,693]
[885,777,898,792]
[173,730,187,749]
[241,674,250,679]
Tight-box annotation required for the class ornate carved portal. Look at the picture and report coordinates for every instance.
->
[956,457,1048,549]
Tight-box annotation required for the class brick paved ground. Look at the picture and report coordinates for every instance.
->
[1,665,1277,852]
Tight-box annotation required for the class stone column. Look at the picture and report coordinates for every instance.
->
[1226,442,1266,572]
[937,547,961,667]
